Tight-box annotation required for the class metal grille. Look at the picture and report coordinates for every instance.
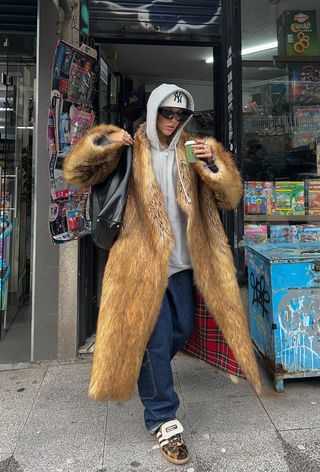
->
[0,0,37,34]
[87,0,222,40]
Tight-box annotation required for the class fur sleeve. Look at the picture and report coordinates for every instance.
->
[193,137,243,210]
[63,124,125,186]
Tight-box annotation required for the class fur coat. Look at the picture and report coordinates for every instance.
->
[64,123,261,400]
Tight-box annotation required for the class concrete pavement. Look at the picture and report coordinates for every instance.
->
[1,353,320,472]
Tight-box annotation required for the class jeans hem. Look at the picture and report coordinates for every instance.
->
[147,418,176,435]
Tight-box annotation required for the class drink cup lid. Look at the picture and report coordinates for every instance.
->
[185,140,196,145]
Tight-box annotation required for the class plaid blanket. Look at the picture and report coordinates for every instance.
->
[184,292,245,378]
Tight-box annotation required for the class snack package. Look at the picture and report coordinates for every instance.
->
[277,11,319,56]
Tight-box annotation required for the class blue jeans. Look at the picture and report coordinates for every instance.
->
[137,269,195,433]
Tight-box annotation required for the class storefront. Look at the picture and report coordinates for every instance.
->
[3,0,319,363]
[0,4,36,361]
[0,1,66,364]
[78,0,320,352]
[241,1,320,260]
[76,0,244,349]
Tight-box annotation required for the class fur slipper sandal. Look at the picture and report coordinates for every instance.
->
[156,419,189,465]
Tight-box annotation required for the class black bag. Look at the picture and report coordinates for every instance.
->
[91,145,132,251]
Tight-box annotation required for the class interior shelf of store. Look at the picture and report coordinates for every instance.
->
[273,55,320,64]
[244,215,320,222]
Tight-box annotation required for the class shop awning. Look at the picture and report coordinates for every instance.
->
[86,0,222,41]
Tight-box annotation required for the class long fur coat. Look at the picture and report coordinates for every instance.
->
[64,123,261,400]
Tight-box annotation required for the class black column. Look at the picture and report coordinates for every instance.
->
[221,0,245,281]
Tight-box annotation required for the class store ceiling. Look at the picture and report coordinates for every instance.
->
[100,44,214,81]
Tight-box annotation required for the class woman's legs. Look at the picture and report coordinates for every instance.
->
[137,269,195,433]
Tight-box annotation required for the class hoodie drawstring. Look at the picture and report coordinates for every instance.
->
[175,143,191,204]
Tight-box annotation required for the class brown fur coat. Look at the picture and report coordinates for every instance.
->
[64,123,261,400]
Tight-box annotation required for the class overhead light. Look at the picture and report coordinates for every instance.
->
[205,40,278,63]
[16,126,33,129]
[0,108,13,111]
[242,41,278,56]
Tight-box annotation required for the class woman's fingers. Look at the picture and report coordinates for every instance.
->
[122,130,134,145]
[192,141,214,159]
[107,130,134,145]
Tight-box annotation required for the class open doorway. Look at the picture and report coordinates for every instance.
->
[79,42,218,353]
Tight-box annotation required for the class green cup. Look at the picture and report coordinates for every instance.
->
[185,140,198,163]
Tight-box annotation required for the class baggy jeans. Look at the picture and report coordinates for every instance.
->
[137,269,195,433]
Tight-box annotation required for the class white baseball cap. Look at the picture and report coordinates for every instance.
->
[160,91,189,110]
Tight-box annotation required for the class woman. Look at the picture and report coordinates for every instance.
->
[64,83,260,465]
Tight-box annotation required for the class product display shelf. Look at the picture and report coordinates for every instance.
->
[273,55,320,65]
[244,215,320,222]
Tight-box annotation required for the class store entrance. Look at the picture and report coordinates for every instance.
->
[0,36,34,362]
[78,42,219,352]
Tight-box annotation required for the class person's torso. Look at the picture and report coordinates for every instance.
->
[151,143,191,276]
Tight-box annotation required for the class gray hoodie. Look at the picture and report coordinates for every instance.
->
[146,84,195,277]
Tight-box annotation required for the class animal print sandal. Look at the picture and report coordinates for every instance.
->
[156,419,189,465]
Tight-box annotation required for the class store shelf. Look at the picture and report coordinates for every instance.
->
[273,55,320,64]
[244,215,320,222]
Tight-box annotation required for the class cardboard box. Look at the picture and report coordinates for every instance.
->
[277,11,319,56]
[289,64,320,104]
[244,224,268,265]
[244,181,275,215]
[306,179,320,214]
[275,181,305,215]
[270,225,293,243]
[300,224,320,242]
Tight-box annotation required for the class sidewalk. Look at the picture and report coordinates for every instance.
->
[1,353,320,472]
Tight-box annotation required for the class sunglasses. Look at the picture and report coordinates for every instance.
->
[158,107,192,122]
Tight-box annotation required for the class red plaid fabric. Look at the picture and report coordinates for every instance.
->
[184,292,245,378]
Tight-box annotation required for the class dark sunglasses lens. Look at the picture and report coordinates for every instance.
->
[159,108,190,121]
[159,108,173,119]
[178,112,189,122]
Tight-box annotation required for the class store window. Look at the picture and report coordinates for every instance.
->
[241,1,320,249]
[0,35,35,362]
[241,1,320,387]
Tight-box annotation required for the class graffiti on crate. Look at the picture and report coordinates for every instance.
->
[250,272,271,321]
[277,290,320,371]
[91,0,221,33]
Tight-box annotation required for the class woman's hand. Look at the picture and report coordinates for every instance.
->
[107,129,134,146]
[191,139,215,160]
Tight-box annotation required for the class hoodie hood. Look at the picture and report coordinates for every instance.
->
[146,83,194,150]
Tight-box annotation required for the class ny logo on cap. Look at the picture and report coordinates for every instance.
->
[173,92,183,103]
